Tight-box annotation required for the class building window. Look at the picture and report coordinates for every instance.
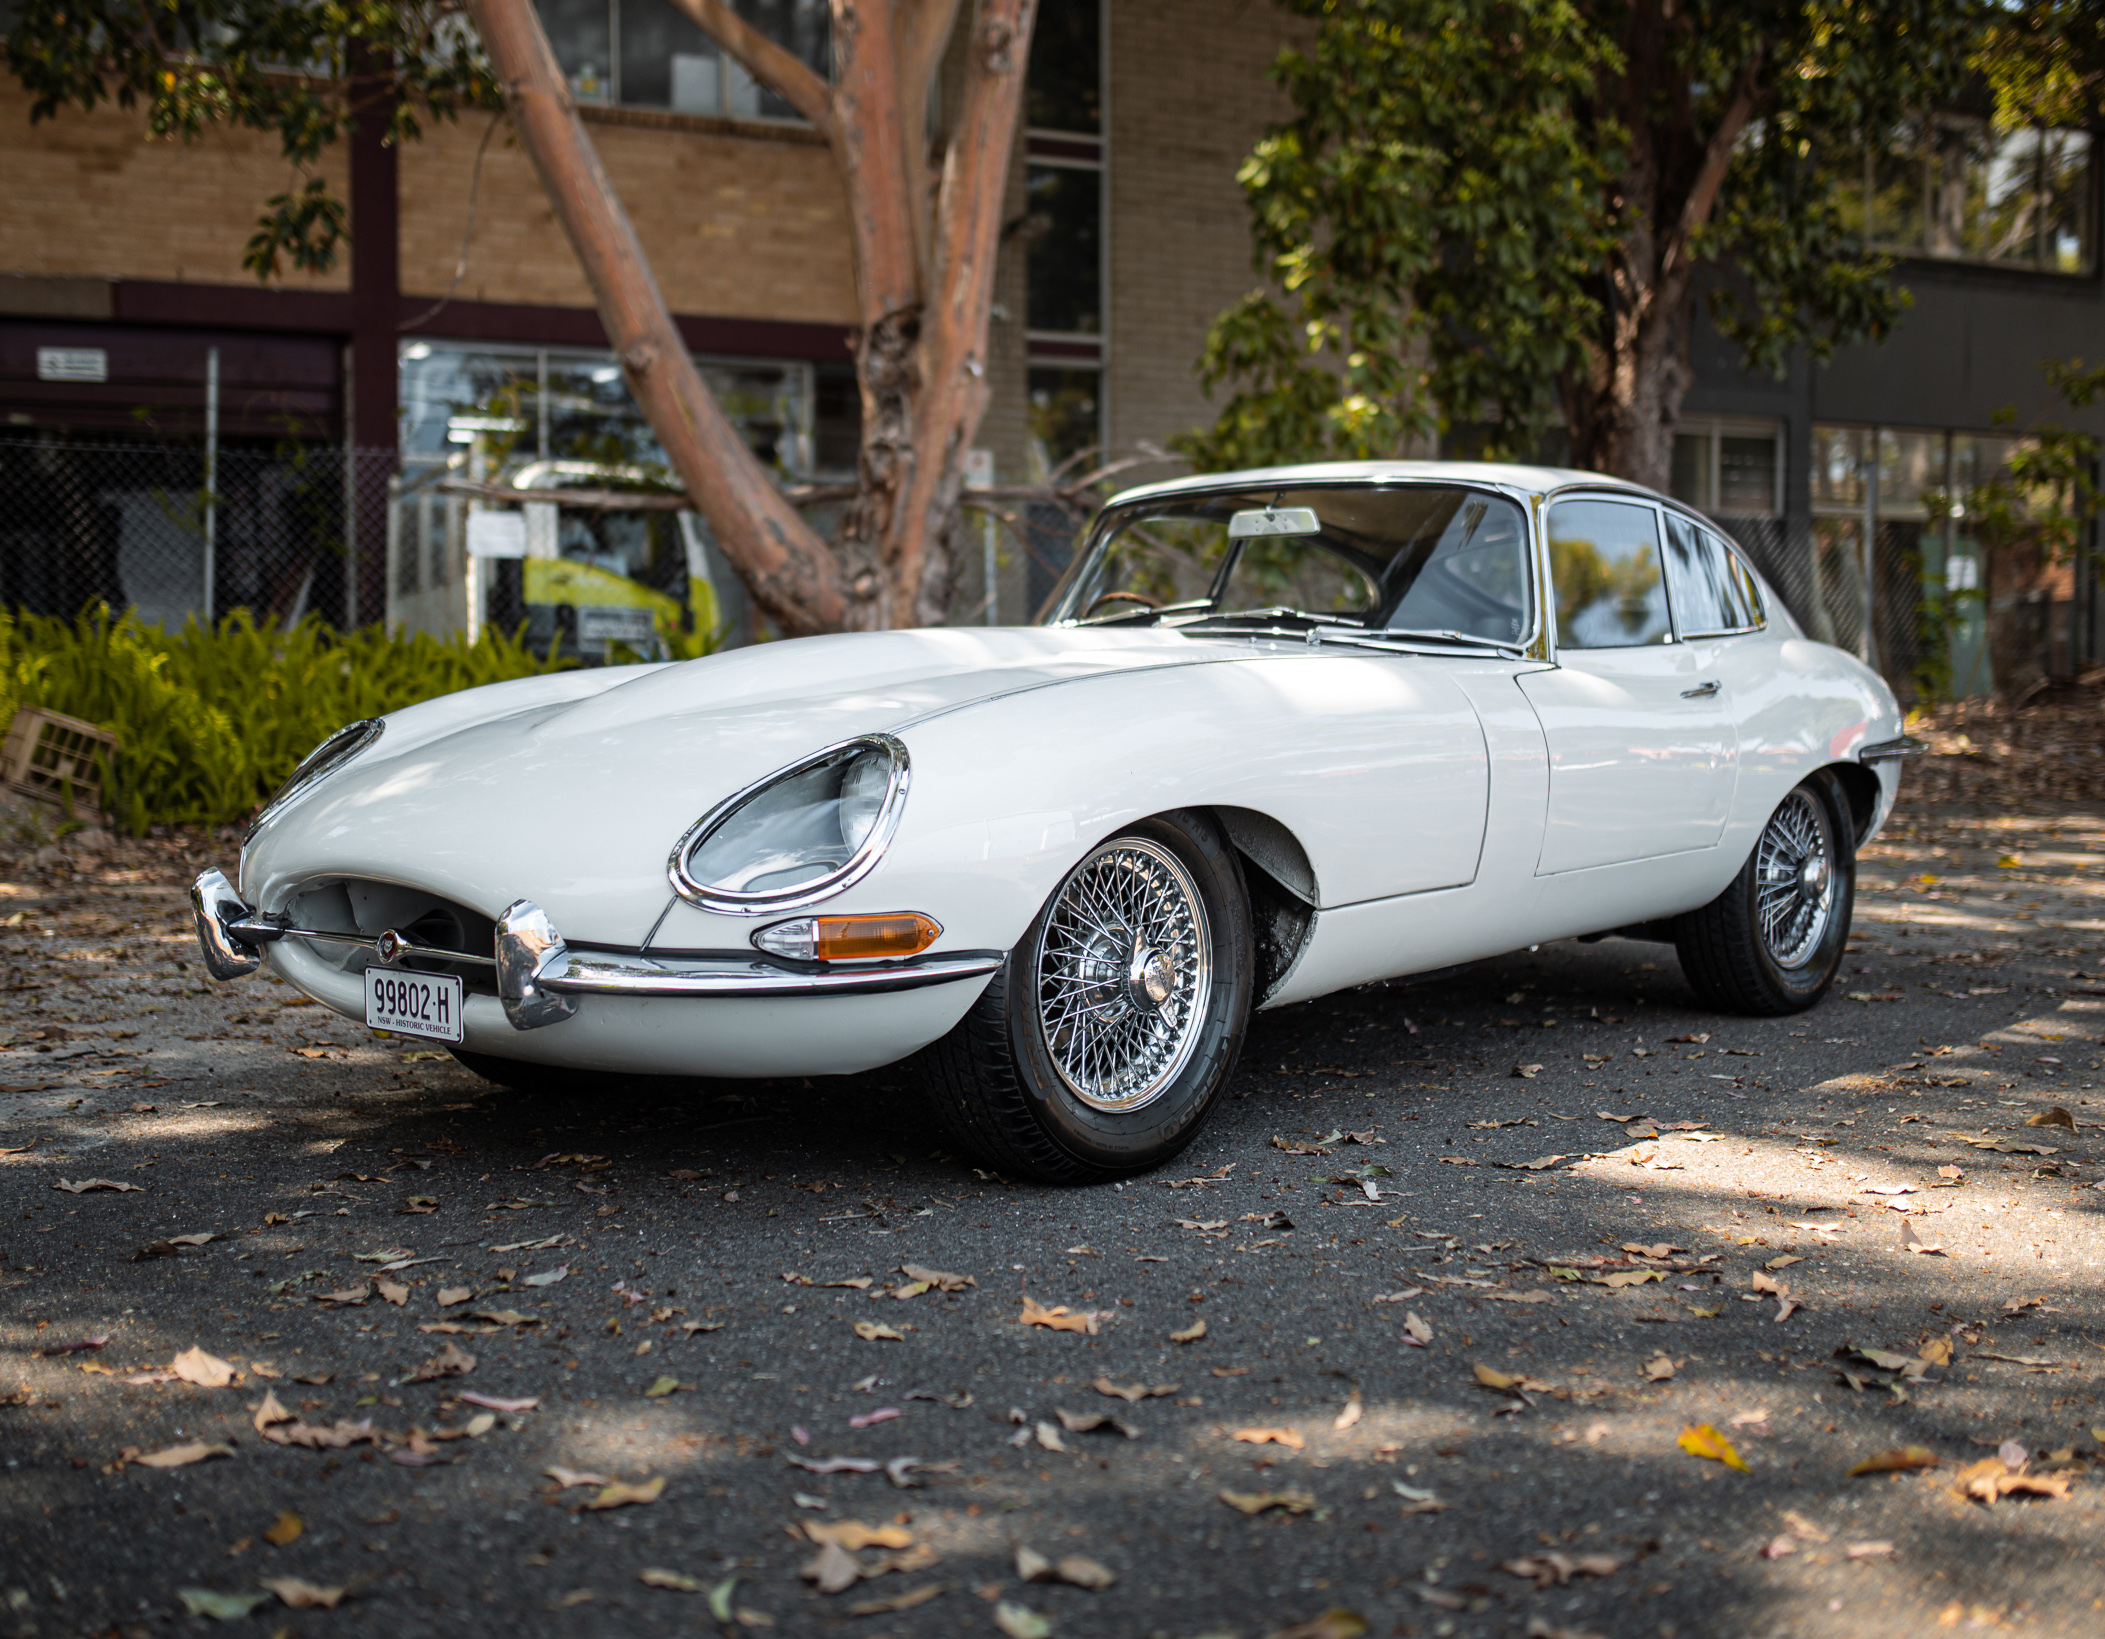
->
[535,0,829,119]
[1023,0,1103,409]
[1849,115,2095,274]
[1669,419,1781,518]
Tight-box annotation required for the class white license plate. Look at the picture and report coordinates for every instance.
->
[364,967,465,1044]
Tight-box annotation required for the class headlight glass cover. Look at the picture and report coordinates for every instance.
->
[245,718,384,841]
[670,736,910,913]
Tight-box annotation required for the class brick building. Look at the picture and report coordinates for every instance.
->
[1,0,2099,688]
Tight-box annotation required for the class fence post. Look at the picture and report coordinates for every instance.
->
[202,345,219,623]
[1859,442,1878,670]
[384,474,401,634]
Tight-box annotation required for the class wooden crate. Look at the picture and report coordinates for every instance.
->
[0,706,116,819]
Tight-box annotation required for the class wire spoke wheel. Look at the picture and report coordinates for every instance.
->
[1752,789,1835,969]
[1034,837,1213,1113]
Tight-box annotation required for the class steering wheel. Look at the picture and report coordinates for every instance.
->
[1085,589,1162,618]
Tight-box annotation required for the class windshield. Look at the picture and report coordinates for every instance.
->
[1042,484,1532,646]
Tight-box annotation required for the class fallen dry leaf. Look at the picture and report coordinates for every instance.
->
[436,1286,473,1308]
[54,1177,143,1193]
[170,1347,236,1389]
[1261,1611,1368,1639]
[261,1578,347,1610]
[1232,1427,1305,1449]
[1091,1376,1177,1402]
[848,1583,945,1618]
[1501,1552,1624,1589]
[1644,1355,1675,1383]
[1219,1489,1316,1516]
[1847,1446,1938,1477]
[638,1569,701,1592]
[801,1538,862,1594]
[375,1279,408,1306]
[459,1392,538,1413]
[806,1520,913,1551]
[2024,1106,2076,1130]
[178,1590,271,1620]
[1169,1319,1207,1344]
[1333,1395,1363,1431]
[1015,1545,1116,1589]
[899,1263,975,1292]
[133,1441,235,1469]
[1055,1408,1137,1438]
[1678,1424,1748,1471]
[1402,1311,1433,1347]
[1019,1293,1101,1335]
[405,1342,476,1382]
[852,1321,905,1343]
[261,1512,302,1547]
[315,1284,370,1307]
[1845,1541,1897,1560]
[643,1375,682,1399]
[1512,1063,1544,1079]
[544,1465,612,1490]
[581,1476,667,1510]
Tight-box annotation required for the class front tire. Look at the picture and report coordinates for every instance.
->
[919,811,1254,1183]
[1674,773,1855,1014]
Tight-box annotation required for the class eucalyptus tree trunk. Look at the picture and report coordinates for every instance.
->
[466,0,1035,633]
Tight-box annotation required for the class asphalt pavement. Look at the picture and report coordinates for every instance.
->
[2,791,2102,1639]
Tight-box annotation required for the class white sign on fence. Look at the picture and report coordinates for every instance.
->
[465,510,527,559]
[37,348,107,383]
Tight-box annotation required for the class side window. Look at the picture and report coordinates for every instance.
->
[1548,499,1671,648]
[1663,514,1758,634]
[1715,531,1766,628]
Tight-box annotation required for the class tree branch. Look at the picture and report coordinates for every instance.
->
[1660,50,1764,281]
[657,0,836,137]
[465,0,845,635]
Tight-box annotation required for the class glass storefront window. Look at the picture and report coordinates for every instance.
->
[1028,0,1100,133]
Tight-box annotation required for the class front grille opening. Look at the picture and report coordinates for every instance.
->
[285,879,500,995]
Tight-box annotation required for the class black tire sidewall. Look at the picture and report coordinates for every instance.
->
[1000,811,1253,1174]
[1742,774,1855,1009]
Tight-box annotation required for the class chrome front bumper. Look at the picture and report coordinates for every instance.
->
[189,869,1004,1032]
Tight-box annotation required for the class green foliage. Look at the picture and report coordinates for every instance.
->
[1977,0,2105,131]
[1186,0,1982,476]
[1180,0,1619,470]
[0,607,570,834]
[3,0,497,278]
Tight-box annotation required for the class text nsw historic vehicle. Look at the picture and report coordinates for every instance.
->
[193,463,1919,1182]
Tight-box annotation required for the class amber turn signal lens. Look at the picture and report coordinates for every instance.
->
[751,912,942,963]
[814,913,941,960]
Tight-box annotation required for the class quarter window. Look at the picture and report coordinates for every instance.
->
[1548,500,1670,648]
[1663,514,1762,635]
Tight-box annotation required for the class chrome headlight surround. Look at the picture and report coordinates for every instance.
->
[244,718,385,843]
[668,734,911,916]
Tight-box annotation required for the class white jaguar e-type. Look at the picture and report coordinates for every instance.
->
[193,462,1918,1181]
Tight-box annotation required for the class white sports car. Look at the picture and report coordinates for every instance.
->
[193,462,1919,1182]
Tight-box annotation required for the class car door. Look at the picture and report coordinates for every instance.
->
[1518,495,1738,874]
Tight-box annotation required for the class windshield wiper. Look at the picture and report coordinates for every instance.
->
[1356,626,1526,657]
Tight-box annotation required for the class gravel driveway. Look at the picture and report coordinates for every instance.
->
[2,769,2100,1639]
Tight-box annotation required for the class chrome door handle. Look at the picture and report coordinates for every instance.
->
[1680,680,1721,698]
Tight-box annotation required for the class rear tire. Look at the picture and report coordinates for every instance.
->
[918,810,1254,1184]
[1674,772,1854,1015]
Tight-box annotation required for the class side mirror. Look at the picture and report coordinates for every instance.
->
[1227,506,1321,540]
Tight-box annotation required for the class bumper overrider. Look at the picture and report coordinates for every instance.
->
[188,868,1003,1032]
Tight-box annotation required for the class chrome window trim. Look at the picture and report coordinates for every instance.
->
[1049,476,1547,658]
[666,734,911,916]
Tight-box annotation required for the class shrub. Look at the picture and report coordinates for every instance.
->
[0,608,572,834]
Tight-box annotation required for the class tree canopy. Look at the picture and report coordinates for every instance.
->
[1187,0,1984,488]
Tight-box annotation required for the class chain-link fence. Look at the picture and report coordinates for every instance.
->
[0,438,398,631]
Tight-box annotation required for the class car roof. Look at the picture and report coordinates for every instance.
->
[1104,459,1661,509]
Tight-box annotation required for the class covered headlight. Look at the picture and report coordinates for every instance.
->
[669,735,910,913]
[244,718,384,841]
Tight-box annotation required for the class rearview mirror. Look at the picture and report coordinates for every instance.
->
[1228,506,1321,540]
